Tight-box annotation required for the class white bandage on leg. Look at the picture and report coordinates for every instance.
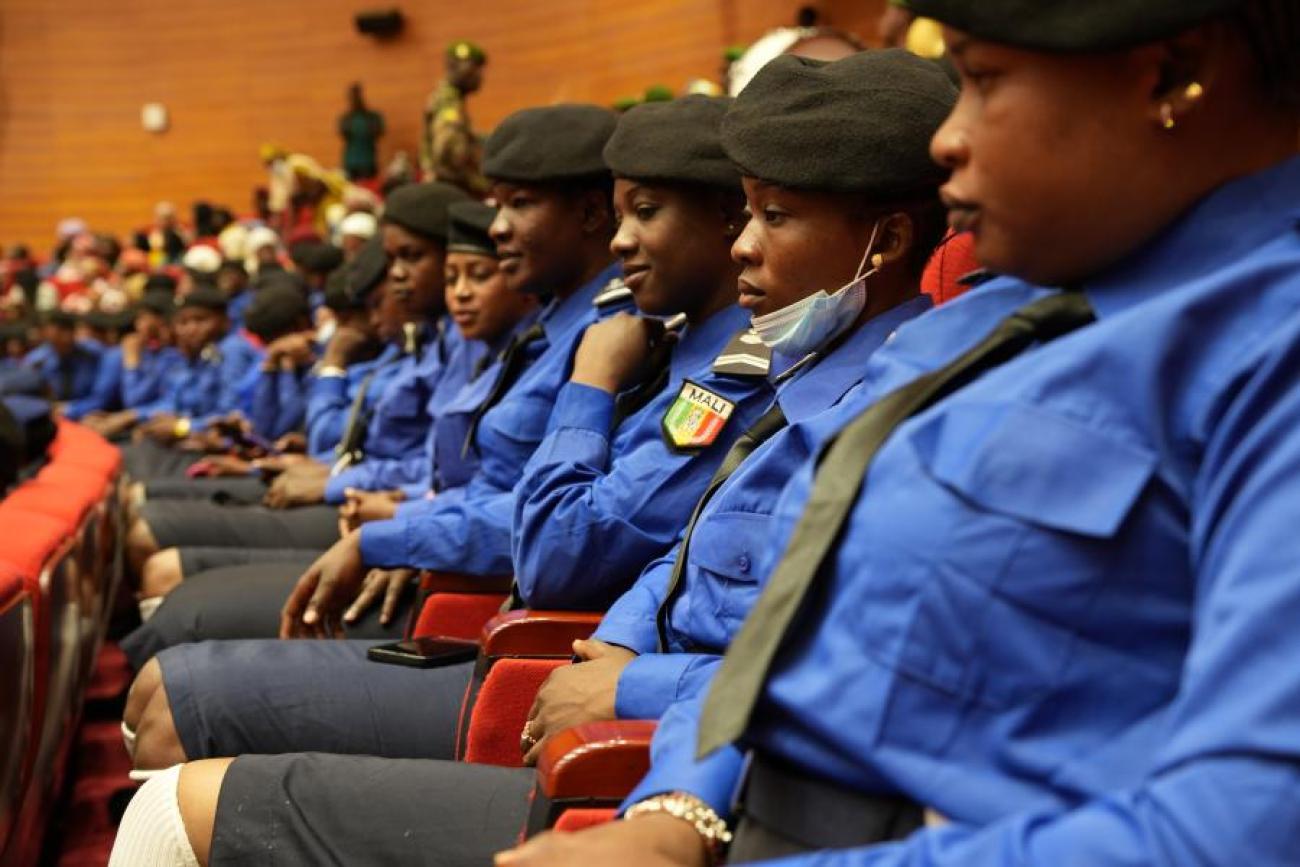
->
[121,720,137,760]
[109,764,201,867]
[138,596,164,622]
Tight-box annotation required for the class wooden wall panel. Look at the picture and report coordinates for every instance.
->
[0,0,885,252]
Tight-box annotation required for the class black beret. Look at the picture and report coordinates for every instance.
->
[603,96,742,192]
[899,0,1242,52]
[346,234,389,303]
[140,290,177,316]
[447,202,499,257]
[722,49,956,197]
[176,285,228,313]
[143,272,178,295]
[323,266,364,312]
[253,269,308,296]
[84,311,113,331]
[382,181,470,242]
[43,310,78,329]
[484,104,617,184]
[243,285,309,342]
[0,322,29,342]
[106,310,137,333]
[290,241,345,274]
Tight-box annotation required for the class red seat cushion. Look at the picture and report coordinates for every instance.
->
[413,592,509,641]
[0,506,69,584]
[464,658,568,767]
[48,422,120,477]
[553,808,617,833]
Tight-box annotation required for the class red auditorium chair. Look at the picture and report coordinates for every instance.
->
[527,721,656,834]
[0,505,82,866]
[0,564,36,856]
[408,571,513,642]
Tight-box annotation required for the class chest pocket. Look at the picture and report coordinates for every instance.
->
[681,510,769,648]
[886,400,1156,714]
[376,381,426,422]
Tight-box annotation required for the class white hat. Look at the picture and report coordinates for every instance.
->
[246,226,280,252]
[339,211,378,239]
[218,223,249,261]
[182,245,222,274]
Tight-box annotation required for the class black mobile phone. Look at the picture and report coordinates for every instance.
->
[366,636,479,668]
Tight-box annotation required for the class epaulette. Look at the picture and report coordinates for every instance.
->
[957,268,998,287]
[593,277,634,309]
[712,327,772,378]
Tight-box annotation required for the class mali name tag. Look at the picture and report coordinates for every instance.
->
[662,380,736,452]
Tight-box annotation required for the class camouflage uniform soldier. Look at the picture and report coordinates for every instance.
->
[419,40,490,197]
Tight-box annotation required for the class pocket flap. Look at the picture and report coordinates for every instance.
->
[910,401,1156,538]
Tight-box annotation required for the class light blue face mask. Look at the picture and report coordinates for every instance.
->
[750,220,882,357]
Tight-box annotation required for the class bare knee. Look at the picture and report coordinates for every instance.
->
[124,658,165,730]
[135,684,188,771]
[141,549,184,598]
[126,518,160,579]
[178,758,236,867]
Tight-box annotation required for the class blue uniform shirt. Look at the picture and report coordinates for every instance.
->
[323,323,468,503]
[24,340,102,402]
[121,345,184,410]
[63,344,123,419]
[403,315,537,501]
[305,343,401,462]
[133,348,227,422]
[594,296,931,721]
[512,304,778,611]
[358,262,625,576]
[247,365,310,439]
[215,330,265,421]
[630,156,1300,867]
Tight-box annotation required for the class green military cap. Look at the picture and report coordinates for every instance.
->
[345,234,389,303]
[899,0,1243,52]
[643,84,674,103]
[447,39,487,63]
[244,285,310,342]
[176,284,228,313]
[612,95,642,113]
[604,95,742,192]
[484,104,617,185]
[382,181,471,243]
[447,201,499,258]
[722,49,956,197]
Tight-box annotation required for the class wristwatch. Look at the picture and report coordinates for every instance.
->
[623,791,732,864]
[317,365,347,378]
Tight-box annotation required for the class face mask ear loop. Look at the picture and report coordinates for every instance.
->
[853,219,884,283]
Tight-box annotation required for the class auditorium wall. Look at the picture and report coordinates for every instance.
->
[0,0,885,252]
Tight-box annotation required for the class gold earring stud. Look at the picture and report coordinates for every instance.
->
[870,253,885,268]
[1160,102,1176,130]
[1184,81,1204,101]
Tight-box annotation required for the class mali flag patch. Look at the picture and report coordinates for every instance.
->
[662,380,735,452]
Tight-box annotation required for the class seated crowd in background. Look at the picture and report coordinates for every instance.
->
[4,0,1299,864]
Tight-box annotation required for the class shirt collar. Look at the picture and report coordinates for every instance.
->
[777,293,934,419]
[670,305,752,378]
[538,262,623,341]
[1084,155,1300,319]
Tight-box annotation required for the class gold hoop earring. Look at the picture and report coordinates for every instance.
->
[1160,102,1176,130]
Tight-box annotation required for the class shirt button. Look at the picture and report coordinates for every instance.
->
[737,555,751,573]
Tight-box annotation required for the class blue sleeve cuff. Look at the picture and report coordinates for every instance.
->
[615,653,699,720]
[310,375,349,404]
[359,517,411,568]
[324,471,356,504]
[621,697,746,817]
[549,381,616,435]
